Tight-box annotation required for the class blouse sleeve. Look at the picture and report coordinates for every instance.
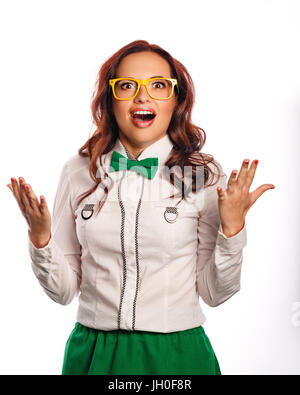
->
[196,164,247,307]
[28,160,82,305]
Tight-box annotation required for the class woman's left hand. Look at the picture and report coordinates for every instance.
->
[217,159,275,238]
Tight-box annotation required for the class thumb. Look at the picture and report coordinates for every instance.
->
[250,184,275,205]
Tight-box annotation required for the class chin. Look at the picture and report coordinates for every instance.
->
[123,127,154,137]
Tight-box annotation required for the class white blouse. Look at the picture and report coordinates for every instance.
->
[28,134,247,333]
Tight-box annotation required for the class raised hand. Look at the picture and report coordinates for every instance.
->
[217,159,275,238]
[7,177,52,248]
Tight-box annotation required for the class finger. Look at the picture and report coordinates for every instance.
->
[217,186,226,200]
[10,177,26,213]
[18,177,31,211]
[245,159,258,189]
[227,169,238,191]
[236,159,250,187]
[23,183,40,212]
[39,195,49,215]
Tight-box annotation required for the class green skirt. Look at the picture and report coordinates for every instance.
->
[61,322,221,375]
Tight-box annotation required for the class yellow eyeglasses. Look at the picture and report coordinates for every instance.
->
[109,77,179,100]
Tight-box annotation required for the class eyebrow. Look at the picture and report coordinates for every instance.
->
[125,75,166,79]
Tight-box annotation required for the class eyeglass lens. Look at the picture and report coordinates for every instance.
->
[114,79,173,99]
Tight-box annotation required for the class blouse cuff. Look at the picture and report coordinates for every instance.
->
[28,236,54,263]
[216,223,247,253]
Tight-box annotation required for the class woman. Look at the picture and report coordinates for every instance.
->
[7,40,275,375]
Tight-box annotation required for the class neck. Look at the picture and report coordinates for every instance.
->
[118,132,167,160]
[118,136,145,160]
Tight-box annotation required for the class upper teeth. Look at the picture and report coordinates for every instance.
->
[133,110,155,115]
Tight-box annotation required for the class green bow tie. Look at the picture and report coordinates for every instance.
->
[109,150,158,179]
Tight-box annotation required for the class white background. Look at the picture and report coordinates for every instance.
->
[1,0,299,375]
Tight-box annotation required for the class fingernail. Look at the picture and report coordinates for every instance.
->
[254,159,259,165]
[25,185,30,191]
[244,159,250,164]
[11,177,15,183]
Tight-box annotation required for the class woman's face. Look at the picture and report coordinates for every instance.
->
[112,51,177,149]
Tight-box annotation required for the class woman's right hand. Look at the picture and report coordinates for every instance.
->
[7,177,52,248]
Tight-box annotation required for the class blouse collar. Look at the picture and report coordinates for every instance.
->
[97,133,175,179]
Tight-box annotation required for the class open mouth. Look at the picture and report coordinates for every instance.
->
[131,112,156,121]
[130,110,157,128]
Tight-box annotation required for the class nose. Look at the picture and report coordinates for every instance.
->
[134,82,151,102]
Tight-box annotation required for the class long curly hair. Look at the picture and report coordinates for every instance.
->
[75,40,222,215]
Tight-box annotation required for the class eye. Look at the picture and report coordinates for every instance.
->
[153,82,166,89]
[120,82,134,90]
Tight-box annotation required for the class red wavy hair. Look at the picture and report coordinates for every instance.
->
[75,40,222,215]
